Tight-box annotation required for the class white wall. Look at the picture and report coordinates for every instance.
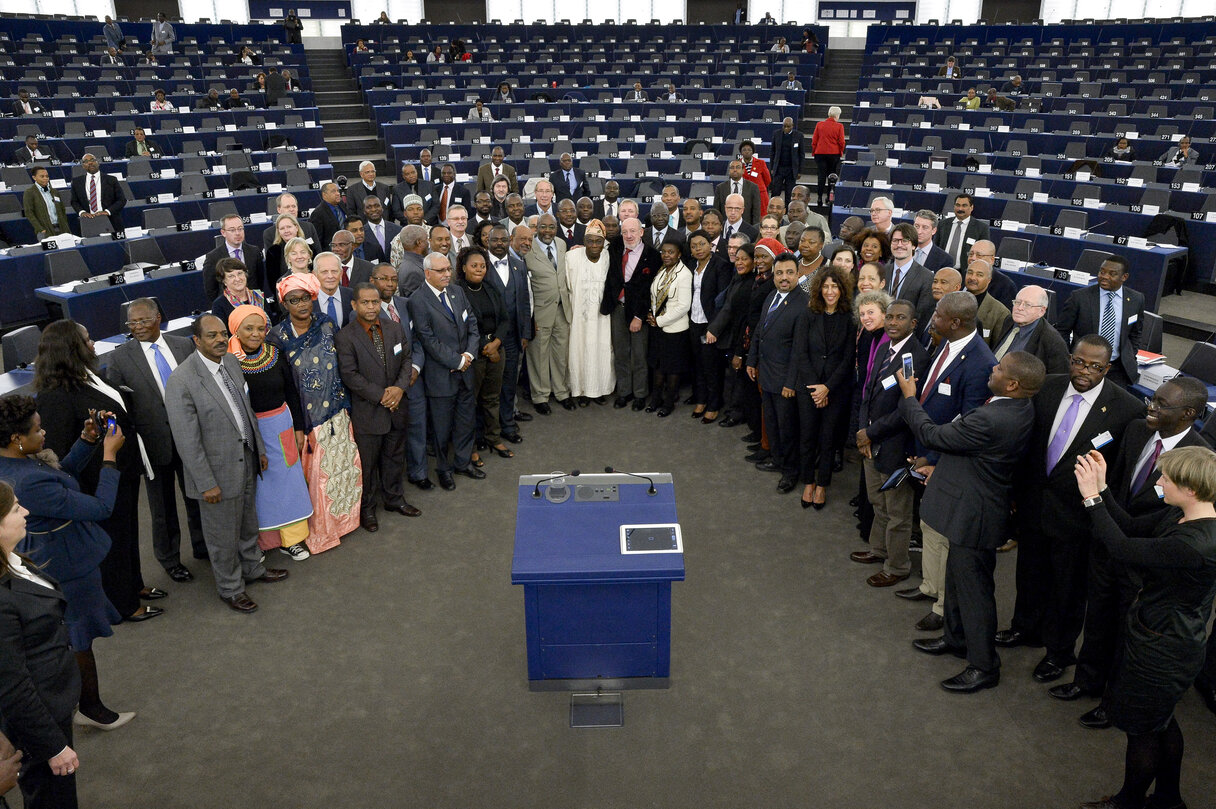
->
[1042,0,1212,22]
[351,0,425,22]
[485,0,686,24]
[0,0,114,15]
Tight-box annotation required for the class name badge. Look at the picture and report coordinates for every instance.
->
[965,237,975,245]
[1092,430,1113,449]
[1127,314,1138,324]
[881,375,897,390]
[393,342,402,356]
[938,382,952,396]
[1153,484,1165,499]
[982,328,990,338]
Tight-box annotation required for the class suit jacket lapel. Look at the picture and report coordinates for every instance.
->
[194,355,242,434]
[6,575,65,602]
[125,341,162,396]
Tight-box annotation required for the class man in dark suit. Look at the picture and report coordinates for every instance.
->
[346,161,392,219]
[1049,377,1211,726]
[770,117,803,204]
[425,164,473,227]
[329,227,374,286]
[912,210,956,272]
[903,350,1043,693]
[1054,255,1145,387]
[603,216,660,409]
[69,153,126,234]
[203,215,267,302]
[309,182,348,252]
[895,291,996,630]
[626,81,649,102]
[165,315,288,613]
[853,300,930,586]
[554,199,585,248]
[592,180,623,221]
[389,162,434,225]
[360,196,400,266]
[123,127,163,159]
[642,201,685,253]
[106,298,206,583]
[335,283,421,531]
[887,223,935,327]
[997,334,1143,686]
[549,152,590,203]
[990,284,1070,375]
[409,253,484,491]
[713,160,762,226]
[486,225,532,443]
[12,135,49,164]
[475,147,518,195]
[932,193,990,269]
[747,254,810,493]
[22,166,69,240]
[264,68,287,107]
[11,90,45,116]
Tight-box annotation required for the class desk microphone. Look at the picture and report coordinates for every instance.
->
[532,470,579,499]
[604,466,657,495]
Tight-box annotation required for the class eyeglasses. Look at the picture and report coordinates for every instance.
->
[890,237,910,244]
[1011,300,1045,309]
[221,226,244,233]
[1069,356,1109,373]
[330,240,353,247]
[125,317,157,327]
[1144,396,1183,411]
[370,276,396,283]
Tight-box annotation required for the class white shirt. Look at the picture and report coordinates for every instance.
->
[1047,380,1105,458]
[690,263,707,325]
[140,335,179,396]
[317,289,344,327]
[491,255,511,287]
[197,354,249,440]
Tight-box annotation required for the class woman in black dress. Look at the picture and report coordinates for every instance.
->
[792,266,856,509]
[707,243,769,436]
[455,247,513,465]
[1075,446,1216,809]
[685,230,731,423]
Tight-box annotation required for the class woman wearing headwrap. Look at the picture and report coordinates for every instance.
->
[645,235,693,416]
[565,219,615,404]
[227,305,312,561]
[270,273,363,553]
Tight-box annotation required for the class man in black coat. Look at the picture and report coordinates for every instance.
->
[854,300,930,586]
[334,283,421,532]
[713,160,762,226]
[603,217,661,409]
[1049,377,1211,726]
[425,164,473,227]
[554,199,585,248]
[903,350,1045,692]
[12,135,49,164]
[308,182,348,251]
[105,298,206,582]
[69,153,127,235]
[747,254,810,493]
[770,117,803,204]
[389,162,434,225]
[990,284,1070,375]
[933,193,991,268]
[887,223,936,327]
[264,68,287,107]
[202,215,267,302]
[996,334,1143,686]
[11,90,45,116]
[346,161,392,219]
[486,225,533,442]
[1054,255,1145,387]
[548,152,590,203]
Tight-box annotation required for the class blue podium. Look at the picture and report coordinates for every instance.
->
[511,472,684,685]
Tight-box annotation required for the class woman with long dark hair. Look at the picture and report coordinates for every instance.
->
[32,320,161,623]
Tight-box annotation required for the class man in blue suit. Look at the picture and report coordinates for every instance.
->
[408,253,484,492]
[486,224,532,443]
[894,291,996,631]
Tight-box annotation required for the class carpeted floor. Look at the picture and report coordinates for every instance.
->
[53,401,1216,809]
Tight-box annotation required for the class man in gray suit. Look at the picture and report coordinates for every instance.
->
[105,299,205,583]
[165,315,289,613]
[525,214,574,413]
[393,223,429,296]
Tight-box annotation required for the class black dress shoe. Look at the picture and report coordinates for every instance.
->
[657,407,673,417]
[913,637,965,657]
[718,417,741,427]
[561,398,578,411]
[1048,682,1098,701]
[832,451,844,473]
[755,461,781,473]
[220,593,258,613]
[475,438,490,451]
[454,466,486,480]
[915,612,944,631]
[577,396,590,407]
[644,401,658,412]
[384,503,422,517]
[166,565,194,583]
[741,431,760,443]
[613,396,631,408]
[437,472,456,491]
[631,399,647,411]
[255,568,290,583]
[747,442,764,451]
[940,667,1000,693]
[896,587,934,601]
[502,432,524,444]
[1196,680,1216,716]
[849,496,860,508]
[126,605,165,622]
[993,628,1041,648]
[776,476,796,493]
[534,402,552,415]
[744,451,770,463]
[1078,706,1112,729]
[513,410,534,422]
[1032,655,1071,683]
[409,477,435,490]
[360,514,379,532]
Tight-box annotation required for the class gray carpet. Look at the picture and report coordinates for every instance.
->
[53,402,1216,809]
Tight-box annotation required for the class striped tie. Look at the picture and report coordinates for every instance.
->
[1100,292,1119,351]
[88,175,99,213]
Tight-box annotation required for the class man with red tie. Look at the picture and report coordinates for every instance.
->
[556,199,585,247]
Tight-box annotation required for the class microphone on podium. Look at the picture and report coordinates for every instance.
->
[604,466,657,495]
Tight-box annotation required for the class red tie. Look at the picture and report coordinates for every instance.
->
[618,253,628,302]
[439,185,449,222]
[341,264,350,286]
[387,302,400,323]
[88,175,99,213]
[567,228,574,241]
[919,344,951,403]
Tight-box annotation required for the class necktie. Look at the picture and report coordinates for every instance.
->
[138,142,147,155]
[217,366,253,447]
[375,223,384,250]
[726,224,735,239]
[567,228,574,241]
[763,293,781,327]
[918,344,951,403]
[946,220,965,265]
[916,246,927,265]
[387,302,400,323]
[654,231,662,248]
[567,171,575,194]
[1046,394,1084,473]
[326,295,338,326]
[994,326,1021,360]
[1131,438,1164,495]
[341,264,350,286]
[890,265,903,295]
[150,343,173,391]
[439,185,449,222]
[494,166,500,177]
[233,247,242,264]
[733,182,740,195]
[607,202,614,217]
[440,290,456,322]
[370,322,386,365]
[89,176,99,213]
[1100,291,1119,350]
[546,245,555,267]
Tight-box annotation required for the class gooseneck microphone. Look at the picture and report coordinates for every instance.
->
[532,470,579,498]
[604,466,657,495]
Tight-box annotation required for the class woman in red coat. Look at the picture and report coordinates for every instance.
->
[811,106,846,207]
[739,140,771,217]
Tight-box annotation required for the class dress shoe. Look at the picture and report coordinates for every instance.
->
[913,637,965,657]
[755,461,781,473]
[896,587,934,601]
[747,442,764,451]
[1078,706,1112,729]
[1048,682,1098,701]
[502,432,524,444]
[644,401,658,412]
[577,396,590,407]
[741,431,760,443]
[385,503,422,517]
[140,587,169,600]
[613,396,632,408]
[940,667,1000,693]
[657,407,673,417]
[594,396,609,405]
[360,514,379,532]
[850,550,885,564]
[513,410,533,422]
[832,451,844,473]
[1079,798,1125,809]
[1032,655,1072,683]
[915,612,944,631]
[166,564,194,583]
[631,399,647,411]
[997,538,1018,553]
[700,414,719,424]
[220,592,258,613]
[993,628,1041,648]
[475,438,490,451]
[534,402,552,415]
[74,709,136,730]
[849,495,860,508]
[718,416,740,427]
[255,568,289,583]
[690,408,705,419]
[409,477,435,490]
[125,606,164,622]
[867,570,909,587]
[1195,680,1216,716]
[438,472,456,491]
[454,465,487,480]
[745,451,771,463]
[776,476,796,493]
[561,397,578,411]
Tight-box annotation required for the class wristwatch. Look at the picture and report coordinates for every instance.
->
[1082,495,1103,509]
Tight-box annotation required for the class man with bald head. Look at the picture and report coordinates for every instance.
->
[604,214,661,409]
[644,200,683,252]
[70,152,126,233]
[770,116,803,203]
[894,290,997,632]
[990,284,1069,374]
[575,196,594,226]
[526,179,557,219]
[921,268,963,347]
[593,180,622,220]
[966,239,1016,307]
[390,162,434,224]
[525,214,573,413]
[476,145,518,195]
[719,193,760,247]
[714,159,762,225]
[964,260,1012,348]
[549,153,589,203]
[681,199,703,239]
[555,198,584,247]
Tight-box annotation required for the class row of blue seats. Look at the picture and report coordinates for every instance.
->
[856,92,1214,118]
[860,77,1201,102]
[340,22,826,47]
[0,107,319,140]
[865,20,1216,48]
[2,18,296,45]
[369,97,793,124]
[1,91,317,113]
[2,127,327,166]
[851,108,1216,141]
